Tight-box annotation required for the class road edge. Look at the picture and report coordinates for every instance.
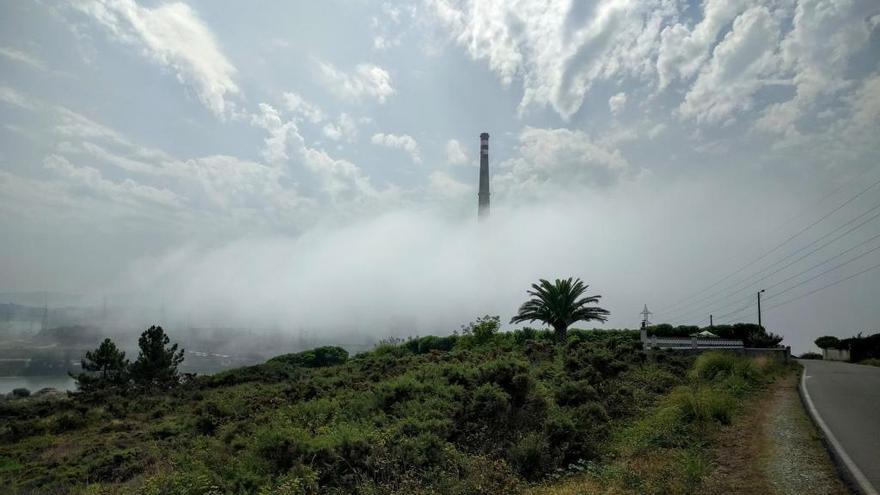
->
[798,365,879,495]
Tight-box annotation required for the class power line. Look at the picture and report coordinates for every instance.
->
[664,201,880,322]
[716,249,880,323]
[672,228,880,324]
[763,244,880,302]
[764,261,880,312]
[656,173,880,317]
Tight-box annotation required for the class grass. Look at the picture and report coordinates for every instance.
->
[527,352,789,495]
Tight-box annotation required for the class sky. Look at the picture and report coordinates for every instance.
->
[0,0,879,353]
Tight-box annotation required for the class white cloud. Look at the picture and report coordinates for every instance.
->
[43,154,182,209]
[0,46,47,71]
[0,85,37,110]
[427,0,676,119]
[319,61,395,104]
[251,103,298,163]
[428,170,471,199]
[495,126,629,196]
[282,91,324,123]
[76,0,239,118]
[445,139,469,165]
[755,0,876,135]
[251,103,382,203]
[41,106,315,227]
[656,0,749,88]
[608,92,627,116]
[322,113,359,142]
[371,132,421,162]
[678,6,780,124]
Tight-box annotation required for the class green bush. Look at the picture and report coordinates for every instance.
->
[690,352,737,381]
[507,432,552,480]
[267,346,349,368]
[0,328,701,492]
[555,380,598,407]
[798,352,823,360]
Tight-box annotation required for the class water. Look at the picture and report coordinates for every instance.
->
[0,375,77,395]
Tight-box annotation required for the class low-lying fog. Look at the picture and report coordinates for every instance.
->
[3,177,879,356]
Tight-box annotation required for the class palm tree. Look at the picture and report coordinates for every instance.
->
[510,278,610,341]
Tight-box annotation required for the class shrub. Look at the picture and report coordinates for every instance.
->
[798,352,823,360]
[267,346,349,368]
[11,388,30,398]
[507,432,552,480]
[814,336,840,349]
[555,380,598,407]
[404,335,458,354]
[512,327,539,345]
[690,352,737,382]
[461,315,501,344]
[469,383,511,420]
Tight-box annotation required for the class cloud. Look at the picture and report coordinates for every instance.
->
[44,107,313,227]
[445,139,469,165]
[678,6,780,124]
[0,85,38,110]
[428,170,471,199]
[75,0,239,118]
[282,91,325,123]
[427,0,675,119]
[371,132,421,162]
[252,103,383,204]
[322,113,359,142]
[495,127,629,196]
[656,0,749,88]
[755,0,876,136]
[319,61,395,104]
[608,92,627,116]
[0,46,47,71]
[43,154,182,209]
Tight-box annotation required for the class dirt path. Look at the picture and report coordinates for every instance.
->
[702,370,848,495]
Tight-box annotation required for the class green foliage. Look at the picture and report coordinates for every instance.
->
[461,315,501,344]
[814,336,841,349]
[511,278,610,341]
[72,337,129,392]
[798,352,823,359]
[403,335,458,354]
[0,330,698,494]
[837,332,880,361]
[268,346,349,368]
[690,352,737,381]
[130,325,185,390]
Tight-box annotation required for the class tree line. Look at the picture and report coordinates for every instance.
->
[71,325,185,394]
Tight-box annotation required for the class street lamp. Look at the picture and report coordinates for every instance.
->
[757,289,766,329]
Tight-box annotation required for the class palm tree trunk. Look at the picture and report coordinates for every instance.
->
[553,323,568,342]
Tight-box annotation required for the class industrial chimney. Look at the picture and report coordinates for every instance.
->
[478,132,490,219]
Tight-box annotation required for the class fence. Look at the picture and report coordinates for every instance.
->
[639,329,789,362]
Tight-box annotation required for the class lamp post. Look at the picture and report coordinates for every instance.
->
[757,289,765,329]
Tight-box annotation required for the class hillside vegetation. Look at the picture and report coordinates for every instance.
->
[0,324,786,494]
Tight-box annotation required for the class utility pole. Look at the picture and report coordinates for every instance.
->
[640,305,652,328]
[709,314,713,328]
[757,289,765,329]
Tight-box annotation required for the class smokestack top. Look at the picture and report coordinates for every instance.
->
[480,132,489,139]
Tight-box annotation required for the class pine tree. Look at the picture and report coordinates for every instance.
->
[130,325,185,389]
[72,337,129,392]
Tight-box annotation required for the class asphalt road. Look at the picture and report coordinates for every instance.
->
[800,359,880,494]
